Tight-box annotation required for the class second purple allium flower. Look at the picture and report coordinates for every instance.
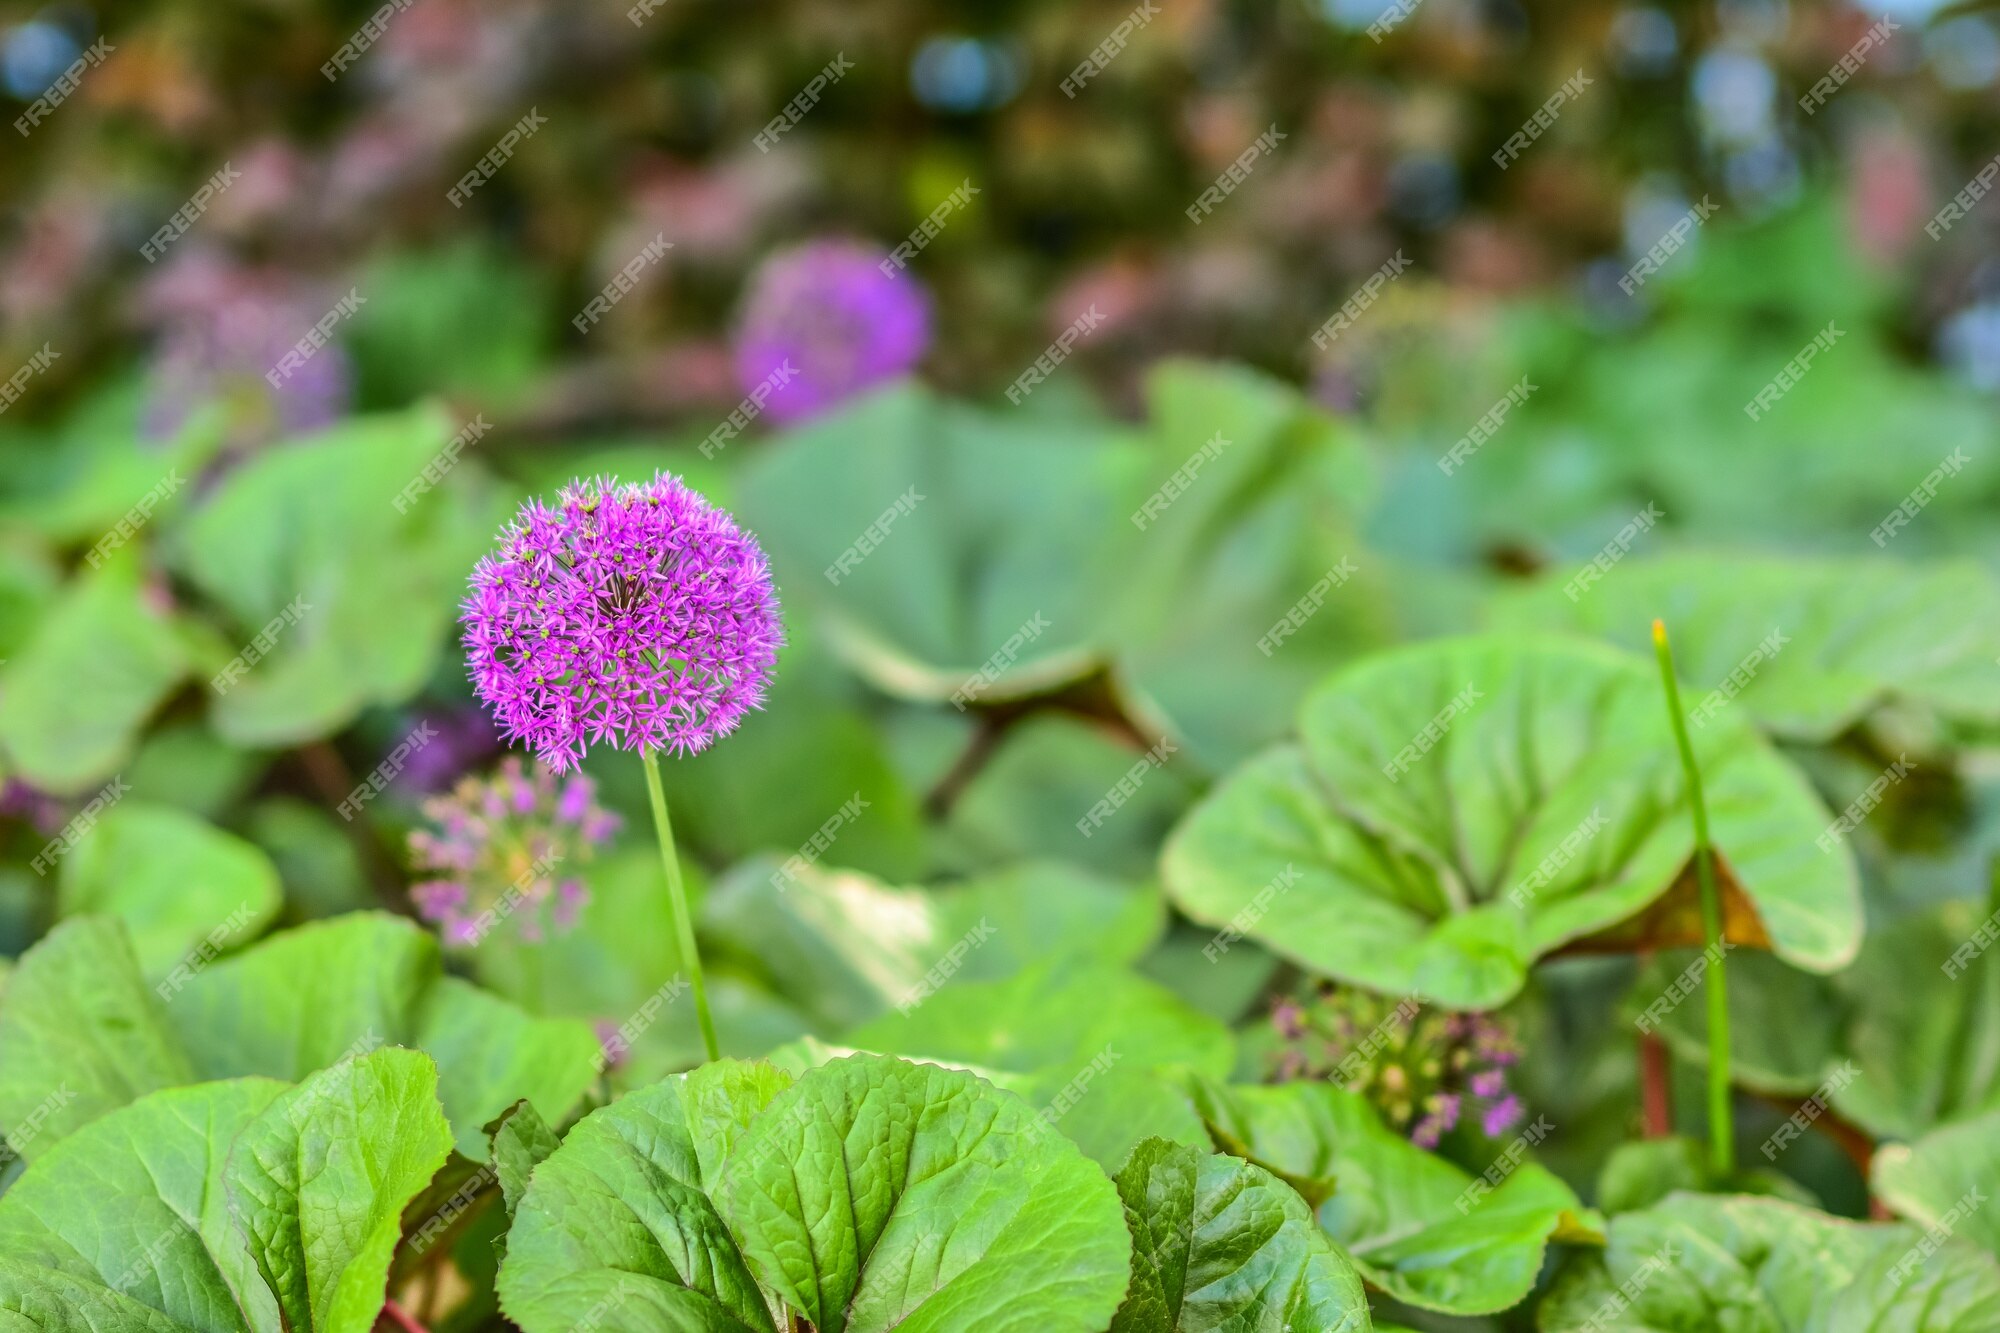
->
[408,755,619,947]
[732,239,930,424]
[463,472,784,773]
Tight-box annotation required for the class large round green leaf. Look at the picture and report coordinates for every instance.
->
[0,918,193,1165]
[56,803,282,979]
[714,1054,1132,1333]
[1539,1193,2000,1330]
[736,383,1134,703]
[1163,636,1860,1008]
[1109,1137,1370,1332]
[500,1054,1134,1333]
[1104,362,1387,776]
[845,961,1235,1081]
[0,550,188,794]
[704,856,1161,1031]
[169,406,498,746]
[496,1063,790,1333]
[0,1049,452,1333]
[1495,552,2000,740]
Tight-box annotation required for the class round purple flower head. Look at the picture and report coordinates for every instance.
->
[732,239,931,424]
[464,472,783,772]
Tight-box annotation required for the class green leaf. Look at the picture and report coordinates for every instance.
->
[414,977,605,1159]
[943,714,1196,879]
[56,803,281,979]
[167,913,437,1080]
[223,1049,455,1333]
[1495,553,2000,740]
[675,1060,795,1192]
[737,383,1132,702]
[1830,897,2000,1140]
[170,406,496,746]
[0,919,193,1165]
[1874,1108,2000,1263]
[845,962,1235,1080]
[715,1053,1132,1333]
[0,1049,451,1333]
[705,856,1162,1030]
[487,1100,560,1223]
[1187,1078,1592,1315]
[0,551,187,793]
[1110,361,1388,775]
[1594,1136,1819,1214]
[1627,948,1845,1097]
[495,1072,789,1333]
[1108,1137,1371,1332]
[3,913,598,1163]
[1539,1193,2000,1330]
[655,639,930,882]
[1000,1065,1209,1174]
[0,1077,287,1333]
[1163,635,1860,1008]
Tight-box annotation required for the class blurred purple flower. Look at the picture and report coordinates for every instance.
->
[407,754,619,946]
[1268,985,1526,1150]
[463,472,784,772]
[138,256,351,447]
[732,239,929,424]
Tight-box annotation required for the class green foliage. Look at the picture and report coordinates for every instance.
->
[1165,635,1860,1008]
[0,1050,451,1333]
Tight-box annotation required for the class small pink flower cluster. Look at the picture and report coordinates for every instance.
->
[407,756,619,947]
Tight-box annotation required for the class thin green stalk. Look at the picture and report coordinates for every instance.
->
[640,748,719,1063]
[1651,618,1734,1177]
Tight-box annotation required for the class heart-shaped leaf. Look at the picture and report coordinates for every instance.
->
[501,1054,1134,1333]
[0,1048,451,1333]
[1539,1193,2000,1330]
[1163,636,1860,1008]
[496,1063,789,1333]
[715,1054,1132,1333]
[1109,1137,1371,1332]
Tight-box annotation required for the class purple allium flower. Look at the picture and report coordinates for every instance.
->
[463,473,784,772]
[732,239,930,424]
[407,755,620,946]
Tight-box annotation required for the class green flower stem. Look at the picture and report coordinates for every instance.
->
[1651,618,1734,1177]
[640,748,720,1063]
